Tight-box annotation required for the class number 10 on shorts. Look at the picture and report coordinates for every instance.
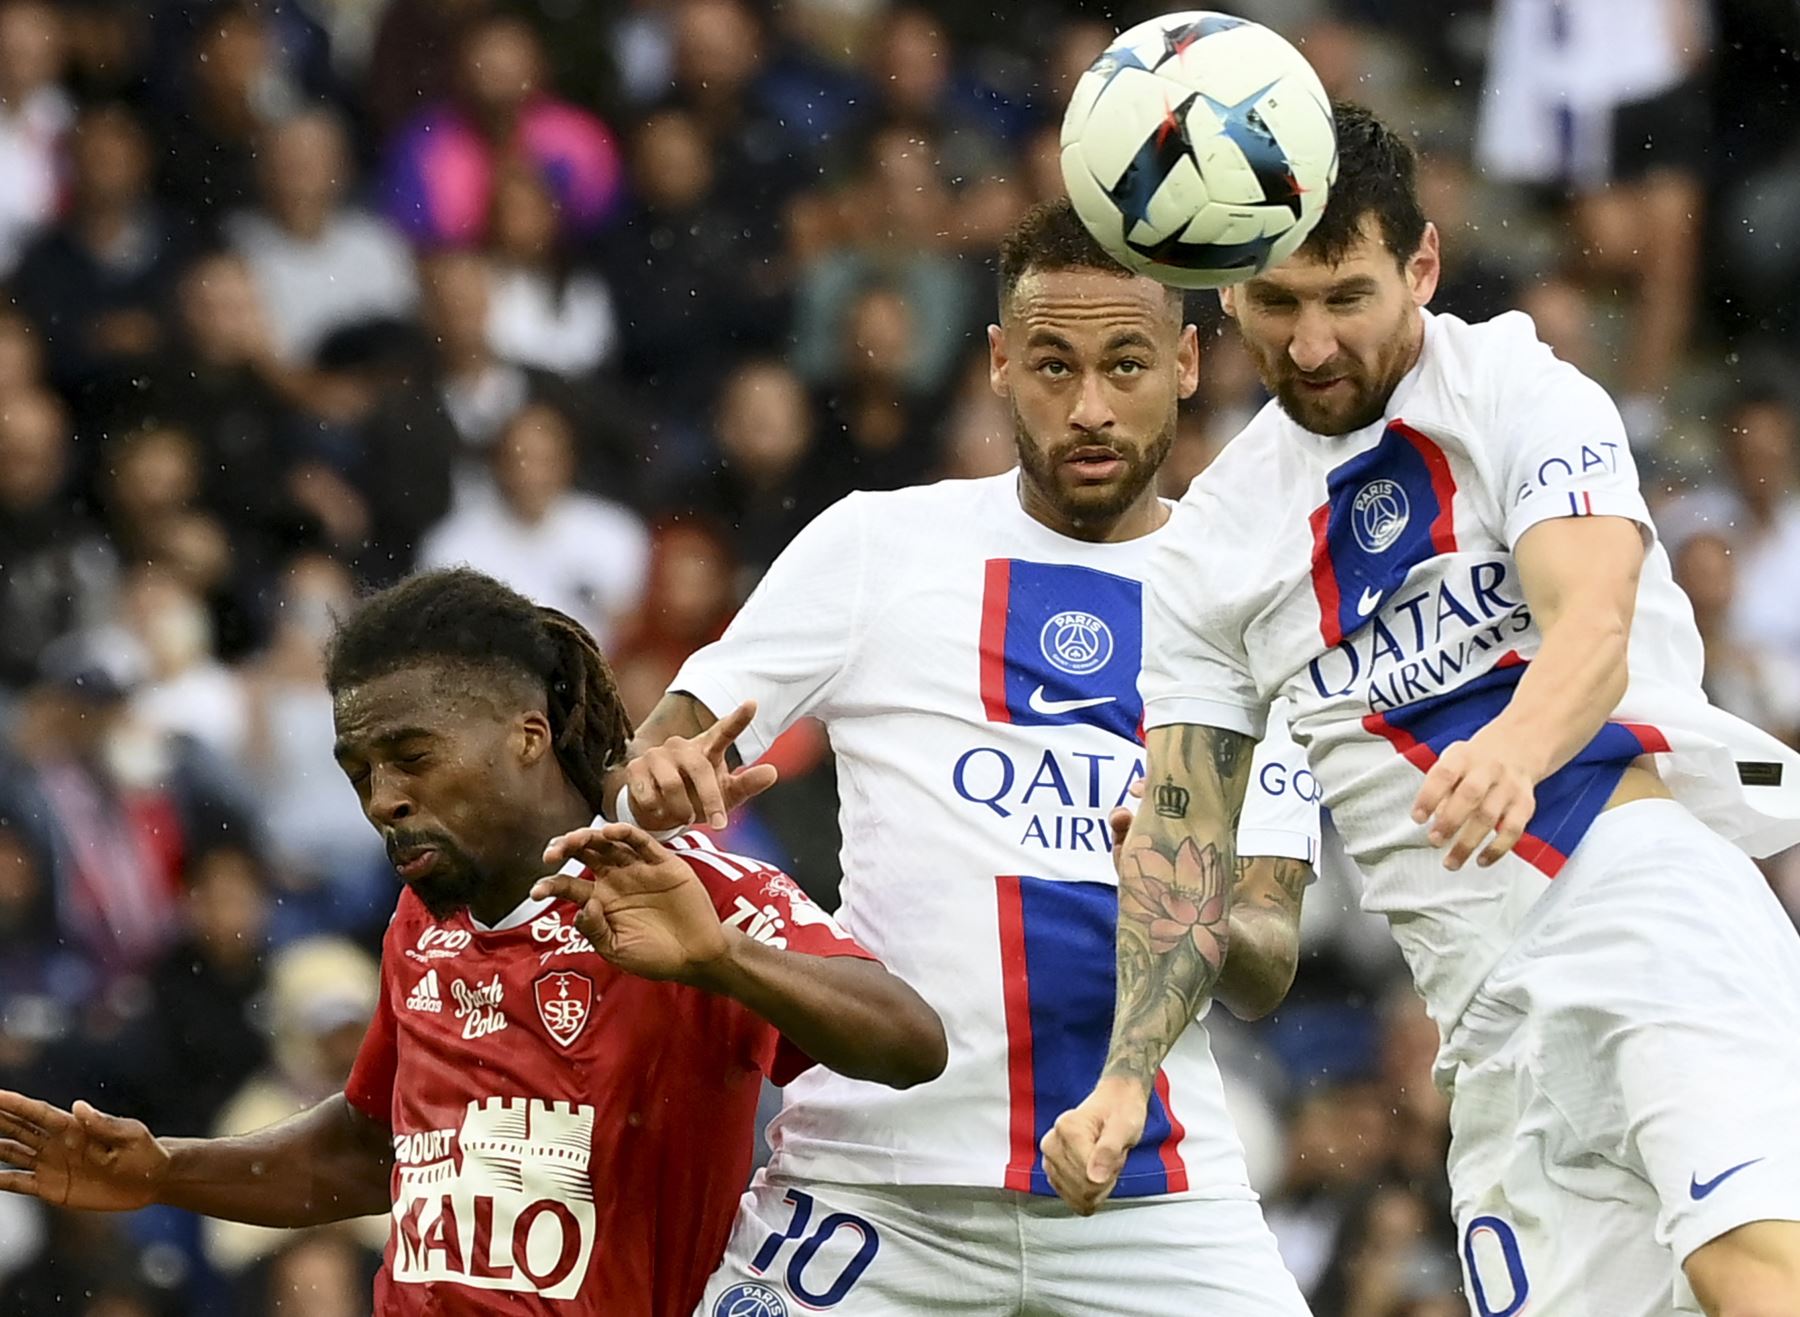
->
[750,1188,881,1307]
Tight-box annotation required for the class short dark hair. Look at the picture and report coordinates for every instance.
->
[1299,102,1427,268]
[998,199,1176,314]
[324,569,630,813]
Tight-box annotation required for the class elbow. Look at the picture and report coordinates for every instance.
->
[1222,969,1296,1023]
[880,1000,948,1089]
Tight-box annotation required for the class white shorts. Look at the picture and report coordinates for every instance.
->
[1443,800,1800,1317]
[695,1174,1309,1316]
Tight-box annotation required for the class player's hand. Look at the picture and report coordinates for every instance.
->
[0,1092,169,1211]
[620,700,780,832]
[1040,1077,1149,1216]
[1411,724,1542,870]
[535,823,731,983]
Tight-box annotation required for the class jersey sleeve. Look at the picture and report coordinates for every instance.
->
[670,494,870,764]
[668,835,876,1085]
[1140,495,1268,738]
[1489,313,1652,549]
[1235,700,1321,865]
[343,953,399,1126]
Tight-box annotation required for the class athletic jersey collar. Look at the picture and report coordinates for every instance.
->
[468,893,557,933]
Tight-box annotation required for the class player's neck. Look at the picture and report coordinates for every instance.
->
[1019,479,1169,543]
[468,789,596,926]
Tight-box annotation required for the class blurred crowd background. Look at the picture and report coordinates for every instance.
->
[0,0,1795,1312]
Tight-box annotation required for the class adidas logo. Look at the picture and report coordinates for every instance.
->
[406,969,444,1013]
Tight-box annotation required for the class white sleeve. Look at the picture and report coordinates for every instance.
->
[1235,700,1321,865]
[1140,496,1267,738]
[670,494,869,763]
[1490,314,1653,549]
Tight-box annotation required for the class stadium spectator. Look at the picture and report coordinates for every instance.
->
[1674,532,1800,746]
[136,846,273,1139]
[0,630,255,980]
[0,387,116,694]
[226,109,417,366]
[483,162,617,378]
[1478,0,1711,448]
[418,402,651,650]
[814,282,942,495]
[790,126,979,397]
[355,249,626,579]
[156,2,301,231]
[119,565,246,762]
[675,359,832,587]
[380,12,622,246]
[202,936,384,1276]
[248,1229,376,1317]
[0,0,71,278]
[601,107,786,458]
[237,550,389,932]
[10,101,189,405]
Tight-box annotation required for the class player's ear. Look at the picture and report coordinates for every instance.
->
[516,710,553,768]
[1408,222,1442,309]
[1177,322,1200,400]
[1218,285,1239,319]
[987,323,1011,398]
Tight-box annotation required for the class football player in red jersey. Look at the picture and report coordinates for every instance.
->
[0,568,945,1316]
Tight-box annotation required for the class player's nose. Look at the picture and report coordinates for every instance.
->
[1067,370,1115,432]
[1287,305,1338,374]
[365,766,416,826]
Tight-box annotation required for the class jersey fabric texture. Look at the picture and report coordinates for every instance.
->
[673,473,1321,1199]
[344,833,872,1316]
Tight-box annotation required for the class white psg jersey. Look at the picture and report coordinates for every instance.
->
[673,472,1319,1197]
[1143,310,1800,1039]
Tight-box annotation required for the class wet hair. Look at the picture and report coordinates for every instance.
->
[1299,101,1428,268]
[324,569,629,812]
[997,198,1180,316]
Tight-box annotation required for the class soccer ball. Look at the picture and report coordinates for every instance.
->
[1060,12,1338,289]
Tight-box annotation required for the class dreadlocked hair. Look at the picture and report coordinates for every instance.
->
[324,568,632,813]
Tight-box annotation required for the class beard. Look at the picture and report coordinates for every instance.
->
[388,830,488,919]
[1012,408,1175,528]
[1243,314,1420,437]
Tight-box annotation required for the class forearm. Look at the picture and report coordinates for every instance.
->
[1491,612,1629,779]
[1102,725,1252,1093]
[158,1095,392,1226]
[691,933,947,1088]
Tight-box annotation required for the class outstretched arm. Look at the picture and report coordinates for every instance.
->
[0,1091,392,1225]
[536,823,946,1090]
[1041,722,1255,1214]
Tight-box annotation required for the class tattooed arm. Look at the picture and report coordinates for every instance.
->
[1041,722,1255,1214]
[1215,856,1311,1022]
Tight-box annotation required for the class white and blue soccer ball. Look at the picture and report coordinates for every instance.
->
[1060,11,1339,289]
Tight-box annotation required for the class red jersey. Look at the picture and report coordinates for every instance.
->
[344,832,874,1316]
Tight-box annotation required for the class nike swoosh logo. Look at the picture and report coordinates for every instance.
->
[1357,586,1383,617]
[1027,686,1116,716]
[1690,1158,1764,1200]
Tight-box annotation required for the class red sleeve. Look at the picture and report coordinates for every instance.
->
[343,932,401,1125]
[666,835,877,1084]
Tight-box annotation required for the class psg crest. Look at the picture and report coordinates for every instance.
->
[714,1284,788,1317]
[534,971,594,1048]
[1352,478,1410,553]
[1039,609,1114,675]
